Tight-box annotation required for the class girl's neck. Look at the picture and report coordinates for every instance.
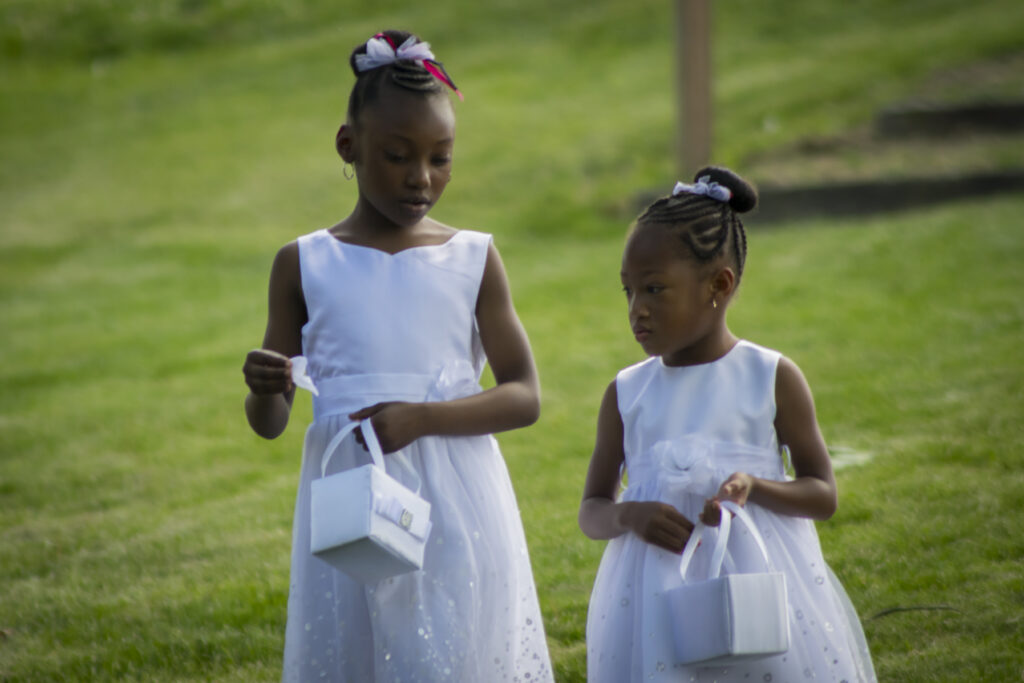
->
[661,326,739,367]
[330,203,453,253]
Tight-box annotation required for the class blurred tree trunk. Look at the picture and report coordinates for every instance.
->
[675,0,712,177]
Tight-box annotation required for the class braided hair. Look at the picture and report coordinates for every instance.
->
[346,30,448,123]
[636,166,757,279]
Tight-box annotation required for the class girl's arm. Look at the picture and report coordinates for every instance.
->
[350,241,540,451]
[579,381,694,553]
[243,241,307,439]
[704,356,838,522]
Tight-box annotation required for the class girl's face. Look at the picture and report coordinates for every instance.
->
[620,225,720,366]
[348,85,455,228]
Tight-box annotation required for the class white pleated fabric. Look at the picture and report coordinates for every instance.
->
[282,228,552,682]
[586,341,876,683]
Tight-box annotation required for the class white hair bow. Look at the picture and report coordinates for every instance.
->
[672,175,732,203]
[354,36,437,72]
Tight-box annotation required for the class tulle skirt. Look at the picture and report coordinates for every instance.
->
[282,414,553,683]
[586,439,876,683]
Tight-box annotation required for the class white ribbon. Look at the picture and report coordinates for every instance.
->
[672,175,733,203]
[320,418,381,477]
[678,500,775,582]
[290,355,319,396]
[425,359,481,403]
[373,491,432,540]
[354,36,437,72]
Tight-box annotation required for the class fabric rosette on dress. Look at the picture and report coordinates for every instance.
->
[639,437,720,498]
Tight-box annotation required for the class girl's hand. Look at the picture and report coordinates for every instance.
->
[243,349,293,395]
[623,501,694,554]
[700,471,754,526]
[717,471,754,506]
[349,402,424,454]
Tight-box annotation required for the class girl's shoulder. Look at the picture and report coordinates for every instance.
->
[721,341,785,394]
[615,355,661,384]
[731,339,783,367]
[422,226,495,279]
[613,341,785,406]
[613,356,661,414]
[419,217,494,250]
[453,227,493,241]
[286,228,332,264]
[614,341,783,384]
[309,220,494,253]
[446,227,494,250]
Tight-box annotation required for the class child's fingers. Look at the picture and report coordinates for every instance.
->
[245,362,291,379]
[632,503,693,552]
[717,475,739,497]
[664,507,694,532]
[245,348,291,368]
[699,498,722,526]
[243,350,292,386]
[661,511,694,553]
[243,357,293,393]
[662,535,687,554]
[715,473,752,507]
[348,403,385,420]
[650,526,687,554]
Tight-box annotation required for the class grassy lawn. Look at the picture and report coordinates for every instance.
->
[2,1,1023,680]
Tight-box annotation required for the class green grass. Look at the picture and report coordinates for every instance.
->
[2,1,1024,681]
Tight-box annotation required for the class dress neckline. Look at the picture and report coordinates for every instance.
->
[658,339,746,369]
[324,227,462,256]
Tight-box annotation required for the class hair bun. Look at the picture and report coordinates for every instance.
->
[694,166,757,214]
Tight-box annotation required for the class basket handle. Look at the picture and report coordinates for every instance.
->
[678,508,729,581]
[678,500,773,582]
[720,500,774,571]
[319,418,384,478]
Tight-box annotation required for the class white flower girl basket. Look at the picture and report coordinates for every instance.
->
[668,500,789,665]
[310,418,432,583]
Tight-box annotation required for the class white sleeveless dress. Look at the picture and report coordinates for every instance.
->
[586,341,876,683]
[282,228,553,683]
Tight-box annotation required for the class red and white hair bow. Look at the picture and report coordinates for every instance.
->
[355,34,463,100]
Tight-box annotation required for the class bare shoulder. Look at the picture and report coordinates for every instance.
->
[581,379,625,500]
[270,240,301,288]
[774,354,824,449]
[772,353,836,508]
[274,239,300,262]
[261,239,306,356]
[477,238,512,300]
[602,377,619,406]
[776,354,813,398]
[595,379,623,447]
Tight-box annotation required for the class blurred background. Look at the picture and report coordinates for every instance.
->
[1,1,1022,680]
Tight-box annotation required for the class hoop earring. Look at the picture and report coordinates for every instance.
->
[343,162,354,180]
